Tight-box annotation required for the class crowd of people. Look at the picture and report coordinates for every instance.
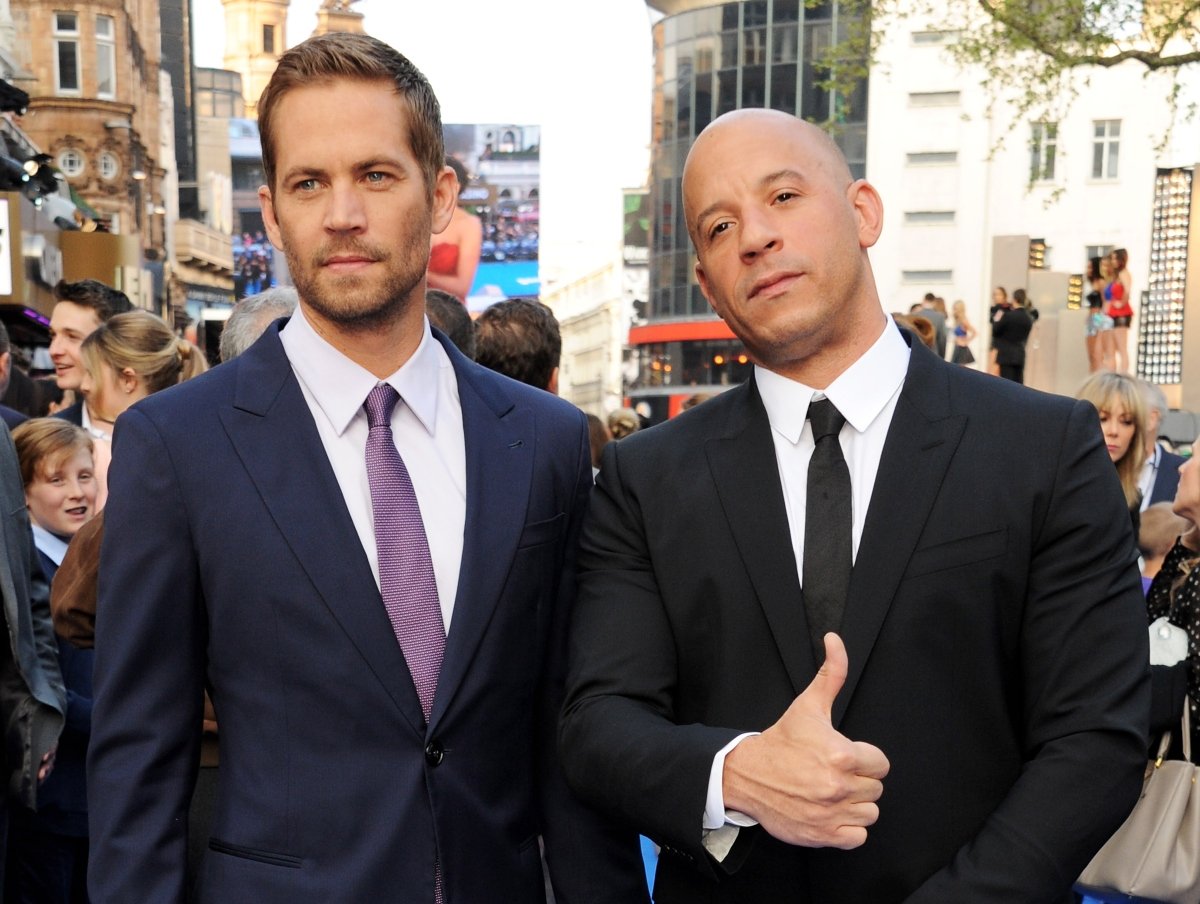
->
[0,30,1188,904]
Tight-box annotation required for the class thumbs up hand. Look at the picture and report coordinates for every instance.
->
[722,634,890,849]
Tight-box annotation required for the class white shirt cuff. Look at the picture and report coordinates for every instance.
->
[701,733,760,860]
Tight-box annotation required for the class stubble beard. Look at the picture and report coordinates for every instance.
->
[286,232,429,335]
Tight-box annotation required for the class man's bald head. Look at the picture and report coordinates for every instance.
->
[682,109,853,246]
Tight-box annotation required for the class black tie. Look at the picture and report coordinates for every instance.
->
[803,397,852,663]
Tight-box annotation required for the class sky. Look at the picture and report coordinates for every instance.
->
[192,0,659,279]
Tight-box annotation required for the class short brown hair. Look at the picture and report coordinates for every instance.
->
[12,418,92,488]
[257,32,444,197]
[474,300,561,391]
[53,279,132,322]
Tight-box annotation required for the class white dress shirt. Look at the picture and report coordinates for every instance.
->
[1139,444,1161,512]
[279,307,467,631]
[702,318,910,857]
[31,523,69,567]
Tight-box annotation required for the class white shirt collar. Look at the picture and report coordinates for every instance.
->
[279,305,444,437]
[31,523,69,566]
[755,317,910,443]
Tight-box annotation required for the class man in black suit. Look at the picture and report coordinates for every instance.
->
[559,109,1148,903]
[991,295,1034,384]
[47,280,131,427]
[1140,379,1187,508]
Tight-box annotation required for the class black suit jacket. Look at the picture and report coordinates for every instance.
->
[88,324,647,903]
[561,331,1148,903]
[1148,445,1186,506]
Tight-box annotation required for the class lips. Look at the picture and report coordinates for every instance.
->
[749,270,803,299]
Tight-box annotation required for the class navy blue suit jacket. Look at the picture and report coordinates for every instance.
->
[87,323,646,903]
[1148,445,1186,507]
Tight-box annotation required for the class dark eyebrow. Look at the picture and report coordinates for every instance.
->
[693,168,811,234]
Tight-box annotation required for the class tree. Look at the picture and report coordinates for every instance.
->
[818,0,1200,134]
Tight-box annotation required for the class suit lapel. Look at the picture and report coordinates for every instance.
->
[219,325,427,732]
[429,348,533,730]
[706,379,814,695]
[832,340,966,725]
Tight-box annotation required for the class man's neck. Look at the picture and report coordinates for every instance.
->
[301,303,424,379]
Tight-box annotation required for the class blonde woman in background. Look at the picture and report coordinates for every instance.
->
[950,300,976,366]
[1077,370,1148,532]
[78,310,208,509]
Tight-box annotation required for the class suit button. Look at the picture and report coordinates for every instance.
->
[425,740,444,766]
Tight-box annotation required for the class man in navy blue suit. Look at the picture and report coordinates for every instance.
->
[87,33,645,904]
[1140,379,1187,509]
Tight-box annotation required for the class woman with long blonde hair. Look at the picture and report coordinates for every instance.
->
[1076,370,1147,524]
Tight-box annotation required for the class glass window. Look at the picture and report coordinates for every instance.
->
[772,24,798,63]
[1092,120,1120,179]
[770,65,797,115]
[906,151,958,165]
[742,66,766,107]
[56,148,85,177]
[904,211,956,224]
[745,1,768,27]
[96,15,115,99]
[98,151,120,181]
[1029,122,1057,181]
[773,0,801,23]
[262,24,275,54]
[196,93,214,117]
[802,23,831,122]
[720,32,739,69]
[909,91,961,106]
[722,4,740,30]
[743,27,767,65]
[53,12,80,94]
[695,73,714,133]
[694,38,715,73]
[805,0,833,21]
[716,70,738,117]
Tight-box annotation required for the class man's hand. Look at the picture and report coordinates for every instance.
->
[721,633,889,849]
[38,746,56,784]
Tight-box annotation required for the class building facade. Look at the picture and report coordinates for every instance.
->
[9,0,170,310]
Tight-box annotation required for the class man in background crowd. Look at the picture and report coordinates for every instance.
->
[474,298,560,393]
[47,280,131,429]
[425,288,476,360]
[218,287,298,364]
[1139,379,1187,510]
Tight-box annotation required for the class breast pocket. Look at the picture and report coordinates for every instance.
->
[905,527,1008,578]
[517,512,566,550]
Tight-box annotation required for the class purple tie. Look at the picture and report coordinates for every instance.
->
[363,383,445,722]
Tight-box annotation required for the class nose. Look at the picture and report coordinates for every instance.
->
[738,207,780,261]
[324,179,367,234]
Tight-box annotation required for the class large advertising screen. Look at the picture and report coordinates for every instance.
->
[442,124,540,313]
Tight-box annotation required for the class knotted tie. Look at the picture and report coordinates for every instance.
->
[803,397,852,663]
[363,383,445,721]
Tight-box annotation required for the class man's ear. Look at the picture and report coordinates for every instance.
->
[546,366,559,396]
[430,166,458,236]
[849,179,884,249]
[259,185,284,251]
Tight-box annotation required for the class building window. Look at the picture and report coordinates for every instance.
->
[911,30,961,45]
[906,151,957,165]
[98,151,119,181]
[904,211,955,225]
[53,12,80,95]
[902,270,953,283]
[1092,119,1120,179]
[262,23,275,54]
[908,91,960,107]
[1029,122,1057,181]
[96,15,115,99]
[56,148,85,177]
